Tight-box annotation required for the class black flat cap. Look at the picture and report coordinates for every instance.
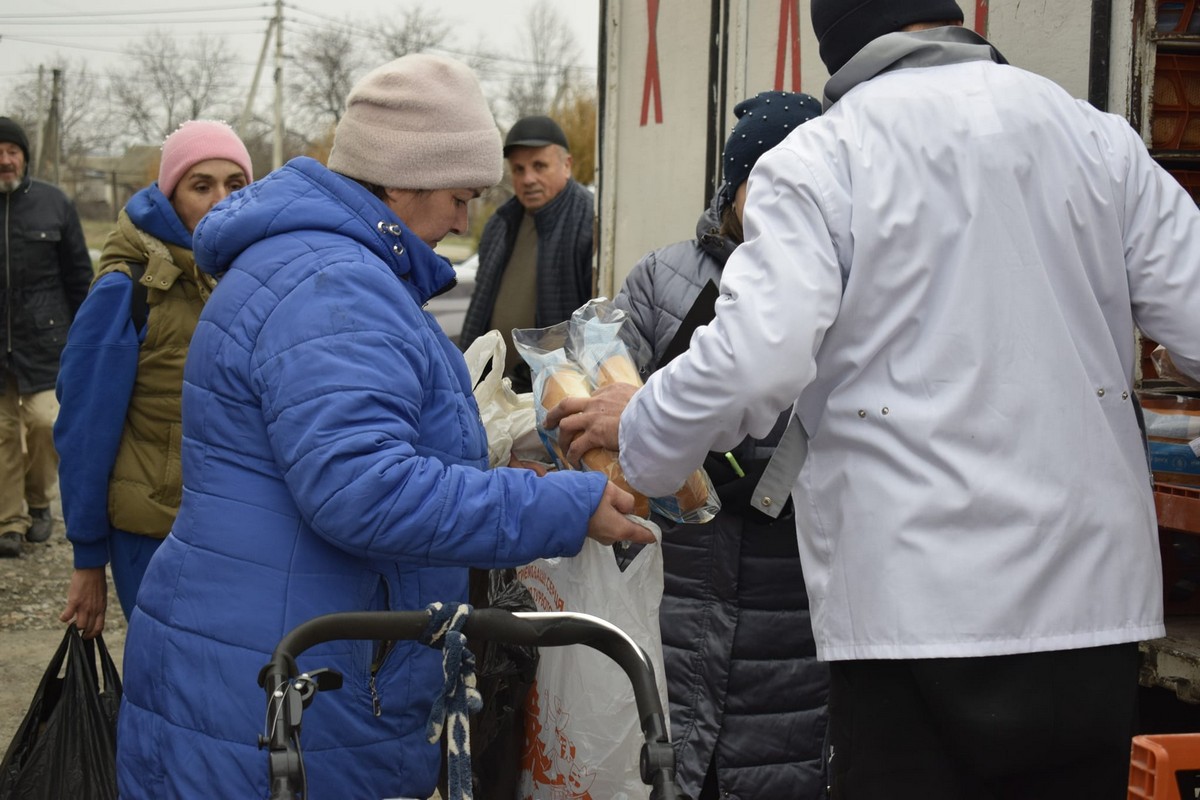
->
[503,115,569,156]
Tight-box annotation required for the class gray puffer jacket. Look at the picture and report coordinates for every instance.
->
[616,197,830,800]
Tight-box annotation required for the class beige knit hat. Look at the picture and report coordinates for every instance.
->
[328,53,502,190]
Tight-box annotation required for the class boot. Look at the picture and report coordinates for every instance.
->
[26,507,52,543]
[0,531,21,557]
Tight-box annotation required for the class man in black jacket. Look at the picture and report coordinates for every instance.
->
[0,117,92,557]
[459,115,594,392]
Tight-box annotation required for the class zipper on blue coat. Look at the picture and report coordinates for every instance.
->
[368,577,392,717]
[369,640,394,717]
[368,673,382,717]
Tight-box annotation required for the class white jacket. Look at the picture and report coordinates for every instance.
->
[620,32,1200,660]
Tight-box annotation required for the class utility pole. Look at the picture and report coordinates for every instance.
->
[40,69,63,186]
[239,17,276,137]
[33,66,46,178]
[272,0,284,169]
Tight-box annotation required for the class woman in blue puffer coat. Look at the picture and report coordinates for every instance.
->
[115,54,652,800]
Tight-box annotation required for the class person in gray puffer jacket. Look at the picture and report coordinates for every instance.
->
[614,91,828,800]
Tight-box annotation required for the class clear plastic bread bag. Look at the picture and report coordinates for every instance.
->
[515,299,721,525]
[569,300,719,525]
[513,318,652,517]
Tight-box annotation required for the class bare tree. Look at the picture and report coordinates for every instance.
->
[504,0,580,122]
[372,5,451,60]
[7,58,112,168]
[551,84,598,185]
[108,31,237,145]
[289,23,363,136]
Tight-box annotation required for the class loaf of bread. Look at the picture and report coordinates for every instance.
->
[595,350,643,388]
[595,348,711,518]
[537,363,651,517]
[537,365,590,466]
[539,365,591,411]
[674,468,710,515]
[582,450,651,517]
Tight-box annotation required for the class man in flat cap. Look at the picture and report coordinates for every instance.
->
[459,115,593,392]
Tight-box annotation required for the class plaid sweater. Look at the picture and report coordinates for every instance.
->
[459,179,594,352]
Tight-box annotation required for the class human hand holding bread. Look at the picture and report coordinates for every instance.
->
[539,364,650,517]
[544,381,635,462]
[544,345,714,521]
[514,298,719,526]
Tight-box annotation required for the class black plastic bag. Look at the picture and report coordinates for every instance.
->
[0,625,122,800]
[468,568,539,796]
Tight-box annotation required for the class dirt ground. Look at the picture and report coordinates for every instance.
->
[0,502,126,750]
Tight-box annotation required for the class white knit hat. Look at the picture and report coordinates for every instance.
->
[328,54,502,190]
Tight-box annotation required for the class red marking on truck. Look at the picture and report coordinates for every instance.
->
[775,0,802,91]
[641,0,664,125]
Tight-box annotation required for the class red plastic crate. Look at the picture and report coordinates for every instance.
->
[1153,54,1200,150]
[1129,733,1200,799]
[1156,483,1200,615]
[1157,483,1200,534]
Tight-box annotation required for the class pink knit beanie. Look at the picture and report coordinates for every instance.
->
[328,54,502,190]
[158,120,254,198]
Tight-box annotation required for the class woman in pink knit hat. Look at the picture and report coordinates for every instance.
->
[56,120,253,637]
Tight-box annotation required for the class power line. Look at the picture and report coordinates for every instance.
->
[0,4,267,19]
[2,35,147,56]
[282,4,596,73]
[282,15,371,37]
[2,17,269,27]
[1,35,265,68]
[4,1,599,152]
[282,2,360,28]
[6,3,594,76]
[5,29,266,38]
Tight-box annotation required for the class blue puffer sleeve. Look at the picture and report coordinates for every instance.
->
[253,259,606,567]
[54,272,140,568]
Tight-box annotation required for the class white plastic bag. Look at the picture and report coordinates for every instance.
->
[463,330,544,467]
[516,523,668,800]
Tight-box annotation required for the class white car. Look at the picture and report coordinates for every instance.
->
[427,252,479,344]
[454,252,478,285]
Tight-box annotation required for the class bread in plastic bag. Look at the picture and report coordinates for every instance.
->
[514,298,720,524]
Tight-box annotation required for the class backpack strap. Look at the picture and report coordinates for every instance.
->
[658,280,720,369]
[126,261,149,333]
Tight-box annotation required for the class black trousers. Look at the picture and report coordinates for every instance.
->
[828,644,1139,800]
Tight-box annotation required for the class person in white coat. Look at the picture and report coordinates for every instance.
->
[545,0,1200,797]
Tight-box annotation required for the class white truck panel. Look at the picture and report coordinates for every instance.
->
[598,0,713,300]
[598,0,1132,296]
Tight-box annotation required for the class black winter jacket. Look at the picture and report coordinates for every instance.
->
[2,175,92,393]
[616,197,829,800]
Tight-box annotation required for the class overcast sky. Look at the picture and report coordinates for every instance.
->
[0,0,600,118]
